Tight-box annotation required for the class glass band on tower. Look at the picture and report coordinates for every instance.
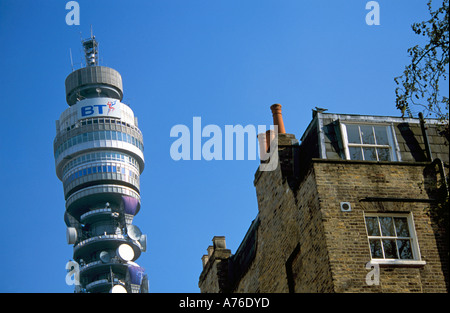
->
[54,35,148,293]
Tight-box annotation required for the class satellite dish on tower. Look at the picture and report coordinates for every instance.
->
[110,285,127,293]
[117,244,134,261]
[139,234,147,252]
[127,225,142,241]
[99,251,111,263]
[66,227,78,245]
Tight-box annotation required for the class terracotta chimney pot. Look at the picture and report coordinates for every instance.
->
[270,104,286,134]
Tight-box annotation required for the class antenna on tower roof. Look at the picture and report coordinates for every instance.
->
[69,48,74,72]
[81,25,99,67]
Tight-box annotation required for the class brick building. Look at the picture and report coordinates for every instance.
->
[199,105,449,293]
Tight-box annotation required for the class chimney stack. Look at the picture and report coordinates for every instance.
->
[201,255,209,268]
[212,236,227,249]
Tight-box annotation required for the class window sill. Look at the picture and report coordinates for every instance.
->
[369,259,426,267]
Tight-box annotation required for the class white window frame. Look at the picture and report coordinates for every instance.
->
[363,212,426,266]
[339,122,401,162]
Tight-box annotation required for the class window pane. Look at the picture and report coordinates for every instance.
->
[374,126,389,145]
[365,217,380,236]
[379,217,395,236]
[363,147,377,161]
[349,147,363,160]
[360,125,375,144]
[382,239,398,258]
[377,148,391,161]
[397,239,413,259]
[369,239,383,258]
[394,217,410,237]
[346,125,361,144]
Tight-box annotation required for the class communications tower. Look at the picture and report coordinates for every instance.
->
[54,34,148,293]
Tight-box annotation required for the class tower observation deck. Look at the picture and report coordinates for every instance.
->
[54,35,148,293]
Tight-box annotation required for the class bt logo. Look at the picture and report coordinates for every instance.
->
[81,101,117,117]
[107,101,116,114]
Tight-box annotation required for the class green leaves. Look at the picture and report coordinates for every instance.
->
[394,0,449,138]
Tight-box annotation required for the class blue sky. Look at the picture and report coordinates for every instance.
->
[0,0,444,292]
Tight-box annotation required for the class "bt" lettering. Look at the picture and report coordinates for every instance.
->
[81,105,107,117]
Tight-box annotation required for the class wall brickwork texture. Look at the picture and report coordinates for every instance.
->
[313,160,448,292]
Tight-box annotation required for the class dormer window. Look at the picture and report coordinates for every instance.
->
[340,124,399,161]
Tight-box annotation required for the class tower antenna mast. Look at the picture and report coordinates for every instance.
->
[69,48,74,72]
[81,26,99,67]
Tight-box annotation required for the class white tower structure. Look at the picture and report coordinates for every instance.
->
[54,35,148,293]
